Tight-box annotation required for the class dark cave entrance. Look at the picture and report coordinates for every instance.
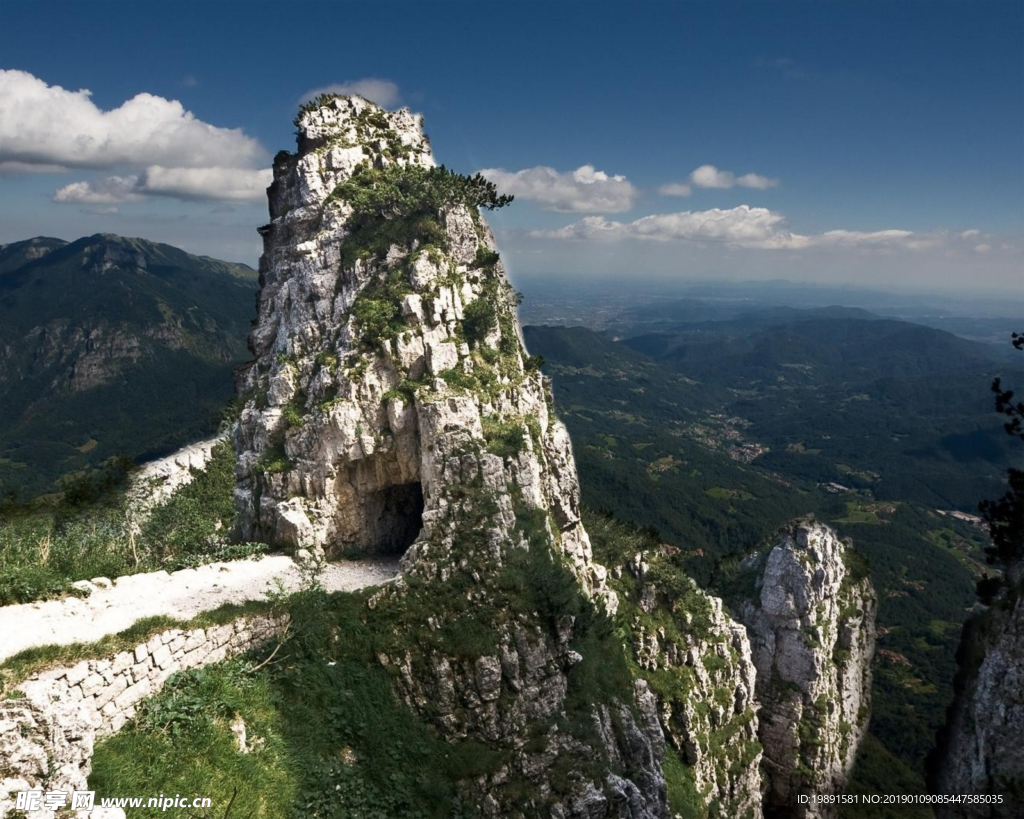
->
[368,481,425,556]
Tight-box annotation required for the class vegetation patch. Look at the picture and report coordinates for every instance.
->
[481,415,527,459]
[0,441,261,606]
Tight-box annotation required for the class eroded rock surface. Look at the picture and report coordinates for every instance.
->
[232,95,662,816]
[623,550,763,817]
[935,588,1024,818]
[745,521,876,818]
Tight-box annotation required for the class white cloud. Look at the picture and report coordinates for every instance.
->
[0,69,266,172]
[54,175,142,204]
[54,167,273,204]
[298,78,400,108]
[532,205,926,252]
[735,172,778,190]
[658,182,692,197]
[690,165,735,189]
[480,164,636,212]
[689,164,779,190]
[974,243,992,254]
[140,166,273,201]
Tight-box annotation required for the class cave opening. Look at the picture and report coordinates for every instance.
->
[368,481,425,556]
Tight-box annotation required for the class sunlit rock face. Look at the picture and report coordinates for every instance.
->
[744,520,877,819]
[232,95,673,816]
[234,95,607,596]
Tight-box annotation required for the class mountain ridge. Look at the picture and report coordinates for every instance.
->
[0,233,258,498]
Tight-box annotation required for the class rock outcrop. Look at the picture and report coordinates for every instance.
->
[603,542,764,818]
[233,95,662,816]
[934,588,1024,818]
[744,520,876,818]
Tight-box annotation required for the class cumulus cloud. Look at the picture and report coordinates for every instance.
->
[0,69,265,171]
[479,164,636,212]
[658,182,692,197]
[531,205,928,252]
[0,70,274,205]
[689,164,779,190]
[735,172,778,190]
[298,78,400,108]
[54,167,273,204]
[53,175,143,204]
[140,166,274,201]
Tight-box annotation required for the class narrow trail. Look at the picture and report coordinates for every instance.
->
[0,556,400,664]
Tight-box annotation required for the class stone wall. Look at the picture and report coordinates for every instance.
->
[127,433,225,517]
[0,613,287,818]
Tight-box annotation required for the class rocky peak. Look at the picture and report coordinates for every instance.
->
[75,233,149,274]
[235,94,609,595]
[233,97,662,814]
[745,520,876,818]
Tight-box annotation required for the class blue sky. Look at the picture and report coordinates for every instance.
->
[1,0,1021,294]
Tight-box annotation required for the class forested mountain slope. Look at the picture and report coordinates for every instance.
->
[0,234,257,497]
[525,321,999,807]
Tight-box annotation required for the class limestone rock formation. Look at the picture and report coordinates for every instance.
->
[233,96,605,597]
[233,94,662,816]
[622,551,763,817]
[935,588,1024,818]
[744,520,876,818]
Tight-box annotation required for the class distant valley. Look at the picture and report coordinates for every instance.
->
[523,306,1016,805]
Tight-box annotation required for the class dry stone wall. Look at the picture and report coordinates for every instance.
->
[0,614,286,818]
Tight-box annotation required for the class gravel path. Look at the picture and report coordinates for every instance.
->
[0,556,400,664]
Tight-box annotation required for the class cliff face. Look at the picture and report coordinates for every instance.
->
[233,95,662,816]
[744,521,876,819]
[602,539,763,818]
[233,97,603,594]
[231,96,879,817]
[935,589,1024,818]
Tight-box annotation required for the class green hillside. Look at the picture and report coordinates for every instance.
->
[525,320,998,798]
[0,234,257,498]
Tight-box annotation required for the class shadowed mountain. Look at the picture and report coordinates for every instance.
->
[0,234,257,498]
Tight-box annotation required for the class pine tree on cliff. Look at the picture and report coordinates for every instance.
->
[976,331,1023,603]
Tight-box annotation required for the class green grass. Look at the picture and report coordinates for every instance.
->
[91,660,298,818]
[90,586,498,818]
[0,441,260,606]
